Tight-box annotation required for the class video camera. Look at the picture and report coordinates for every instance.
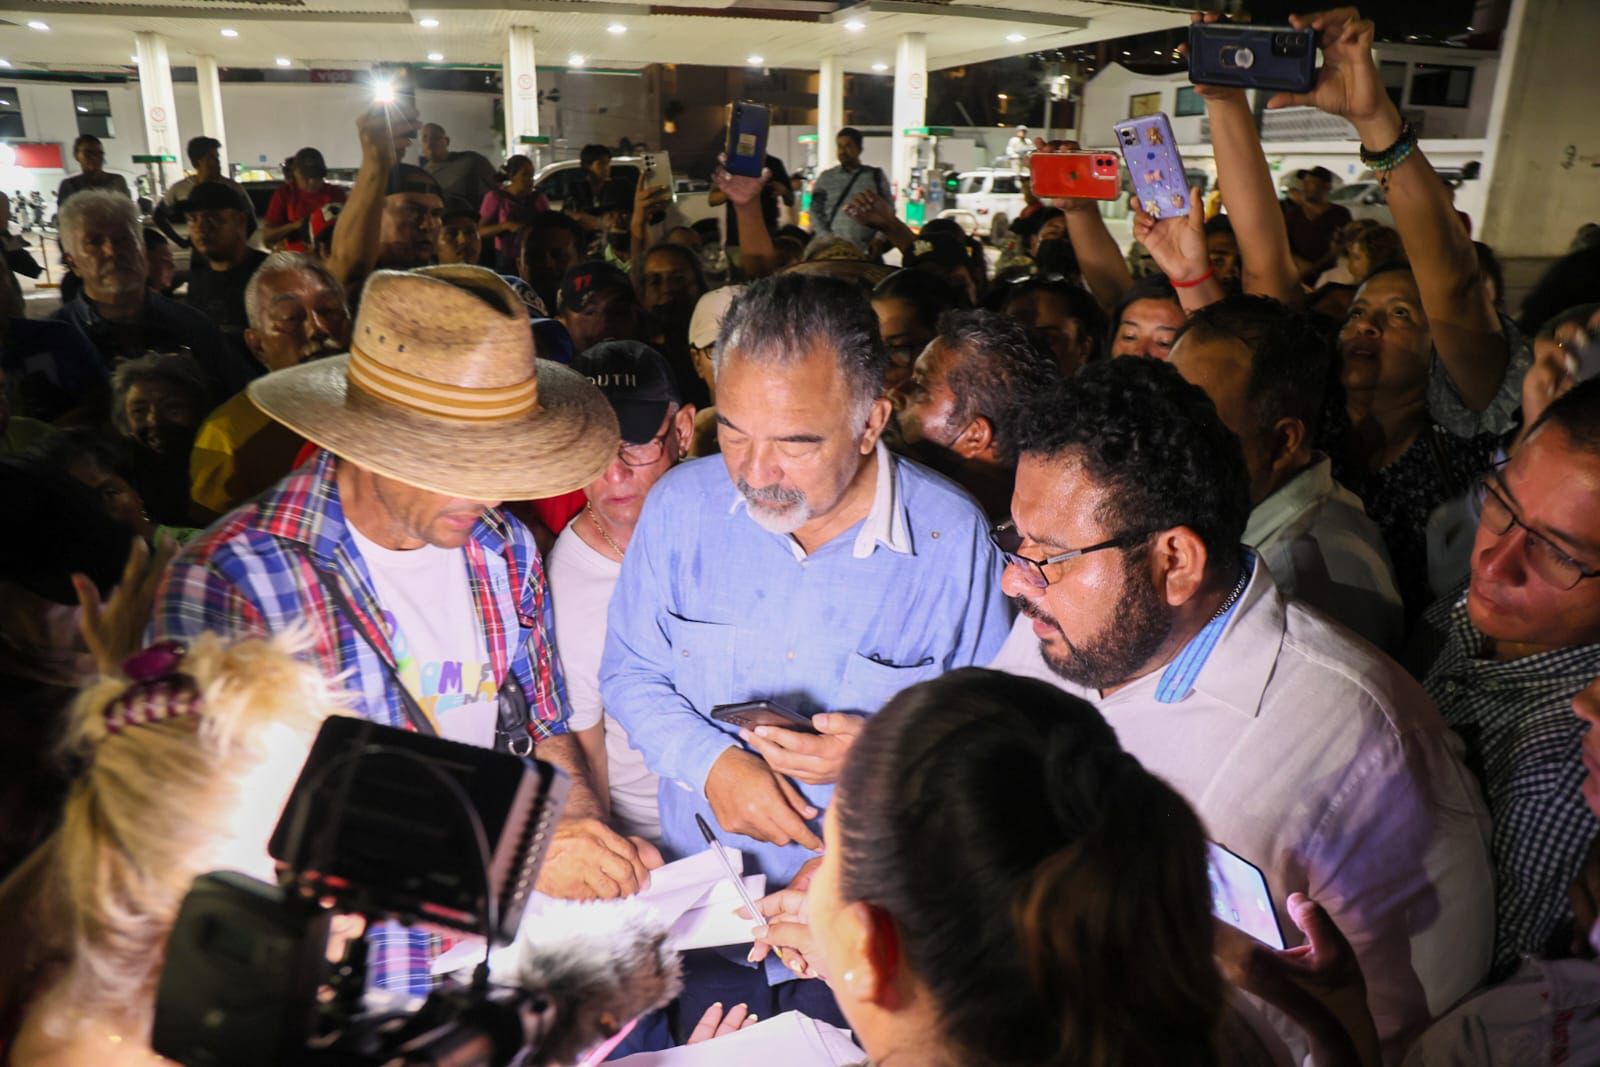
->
[151,716,601,1066]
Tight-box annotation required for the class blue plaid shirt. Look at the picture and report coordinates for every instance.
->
[152,448,572,994]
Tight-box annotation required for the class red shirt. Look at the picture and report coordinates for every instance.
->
[265,182,348,251]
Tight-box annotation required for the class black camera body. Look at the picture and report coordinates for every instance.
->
[1188,23,1317,93]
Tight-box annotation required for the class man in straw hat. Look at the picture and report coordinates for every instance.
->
[152,264,658,993]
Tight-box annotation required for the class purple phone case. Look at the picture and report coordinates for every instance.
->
[1113,113,1190,220]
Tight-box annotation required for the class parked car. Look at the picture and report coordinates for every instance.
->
[532,153,717,235]
[1328,179,1394,225]
[951,169,1027,241]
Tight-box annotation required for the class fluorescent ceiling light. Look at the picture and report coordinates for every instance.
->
[1006,32,1026,43]
[845,19,864,31]
[747,55,764,65]
[27,20,49,31]
[220,28,239,38]
[608,23,627,34]
[568,54,586,67]
[871,62,888,72]
[419,17,439,28]
[276,57,291,67]
[427,52,444,62]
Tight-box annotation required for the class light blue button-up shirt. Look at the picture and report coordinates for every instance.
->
[600,445,1012,890]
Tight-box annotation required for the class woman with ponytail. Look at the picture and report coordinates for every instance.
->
[750,668,1332,1066]
[479,154,550,273]
[0,632,344,1065]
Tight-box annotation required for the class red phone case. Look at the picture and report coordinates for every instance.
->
[1028,151,1122,201]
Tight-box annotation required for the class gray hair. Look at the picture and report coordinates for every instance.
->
[58,189,140,252]
[937,309,1061,464]
[716,272,886,418]
[109,351,212,435]
[243,251,345,330]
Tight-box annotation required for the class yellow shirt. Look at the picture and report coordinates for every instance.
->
[189,390,304,517]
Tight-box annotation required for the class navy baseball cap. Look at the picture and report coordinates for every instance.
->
[558,260,634,313]
[571,340,682,444]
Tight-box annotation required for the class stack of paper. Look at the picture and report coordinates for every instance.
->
[609,1011,866,1066]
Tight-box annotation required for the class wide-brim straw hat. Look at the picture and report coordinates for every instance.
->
[250,265,619,501]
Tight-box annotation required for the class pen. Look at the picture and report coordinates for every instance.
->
[695,813,791,968]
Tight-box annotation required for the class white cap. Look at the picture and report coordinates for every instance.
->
[689,285,745,350]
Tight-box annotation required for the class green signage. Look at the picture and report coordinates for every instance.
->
[797,133,818,143]
[903,126,954,137]
[518,135,551,145]
[132,153,176,163]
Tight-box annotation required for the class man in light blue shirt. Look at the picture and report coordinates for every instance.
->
[601,272,1011,894]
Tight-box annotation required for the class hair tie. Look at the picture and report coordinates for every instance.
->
[104,640,202,734]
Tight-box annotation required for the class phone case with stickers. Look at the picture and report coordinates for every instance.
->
[1113,113,1190,220]
[725,101,771,179]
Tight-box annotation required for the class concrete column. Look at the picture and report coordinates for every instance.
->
[133,31,184,190]
[889,33,927,213]
[503,26,540,157]
[1479,0,1600,257]
[194,55,228,174]
[817,55,843,172]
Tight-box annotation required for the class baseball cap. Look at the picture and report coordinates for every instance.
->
[179,181,252,216]
[571,340,682,444]
[689,285,744,350]
[558,260,634,313]
[385,162,443,198]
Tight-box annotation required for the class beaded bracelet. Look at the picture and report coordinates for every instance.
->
[1360,120,1418,189]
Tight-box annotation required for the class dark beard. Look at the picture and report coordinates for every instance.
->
[1018,554,1172,691]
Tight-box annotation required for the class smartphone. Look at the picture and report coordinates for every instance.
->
[725,101,771,179]
[1028,150,1121,200]
[1113,113,1190,220]
[1188,23,1317,94]
[711,699,817,735]
[1208,842,1284,950]
[640,152,669,226]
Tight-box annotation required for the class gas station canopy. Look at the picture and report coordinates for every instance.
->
[0,0,1189,74]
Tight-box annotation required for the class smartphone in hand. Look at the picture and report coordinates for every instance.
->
[1188,23,1317,93]
[711,699,818,735]
[1113,113,1189,220]
[725,101,771,179]
[1209,842,1285,949]
[1029,150,1121,200]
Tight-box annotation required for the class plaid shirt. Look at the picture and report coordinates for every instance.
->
[151,448,571,994]
[1416,584,1600,980]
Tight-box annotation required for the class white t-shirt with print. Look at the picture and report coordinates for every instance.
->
[348,525,500,749]
[548,521,662,843]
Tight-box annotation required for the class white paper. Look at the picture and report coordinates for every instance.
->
[609,1011,866,1067]
[432,848,764,977]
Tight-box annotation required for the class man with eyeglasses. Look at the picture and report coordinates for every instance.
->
[1413,377,1600,983]
[988,356,1492,1060]
[551,340,697,846]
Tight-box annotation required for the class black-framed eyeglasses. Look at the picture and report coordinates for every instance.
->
[989,519,1147,590]
[1479,474,1600,591]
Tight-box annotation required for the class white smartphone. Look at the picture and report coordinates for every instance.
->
[1208,841,1284,949]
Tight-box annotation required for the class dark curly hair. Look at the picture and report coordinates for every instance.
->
[1014,356,1250,573]
[1176,294,1335,440]
[937,309,1061,464]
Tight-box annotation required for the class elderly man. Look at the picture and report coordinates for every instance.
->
[889,308,1058,520]
[552,340,697,844]
[1413,379,1600,982]
[188,251,350,517]
[154,265,653,995]
[989,356,1493,1060]
[602,270,1010,882]
[419,121,498,215]
[1169,294,1404,652]
[50,189,249,396]
[183,183,270,367]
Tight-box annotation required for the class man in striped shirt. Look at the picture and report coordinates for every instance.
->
[1414,378,1600,979]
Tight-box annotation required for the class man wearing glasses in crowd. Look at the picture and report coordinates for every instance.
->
[1413,378,1600,985]
[988,356,1493,1061]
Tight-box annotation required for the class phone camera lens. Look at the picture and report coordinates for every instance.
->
[1272,32,1309,57]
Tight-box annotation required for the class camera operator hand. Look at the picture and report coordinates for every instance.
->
[704,747,822,849]
[740,713,864,786]
[73,533,181,674]
[536,818,664,900]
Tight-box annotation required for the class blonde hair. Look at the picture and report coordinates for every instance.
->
[0,631,345,1039]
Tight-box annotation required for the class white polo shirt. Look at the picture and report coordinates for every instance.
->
[990,557,1494,1061]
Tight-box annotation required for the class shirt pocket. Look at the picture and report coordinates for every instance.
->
[665,614,736,716]
[838,652,942,715]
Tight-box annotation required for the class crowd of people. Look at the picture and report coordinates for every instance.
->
[3,6,1600,1066]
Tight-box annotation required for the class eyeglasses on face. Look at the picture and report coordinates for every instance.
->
[989,518,1147,590]
[1479,475,1600,591]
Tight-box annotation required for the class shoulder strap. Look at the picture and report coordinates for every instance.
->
[824,167,868,229]
[309,564,438,737]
